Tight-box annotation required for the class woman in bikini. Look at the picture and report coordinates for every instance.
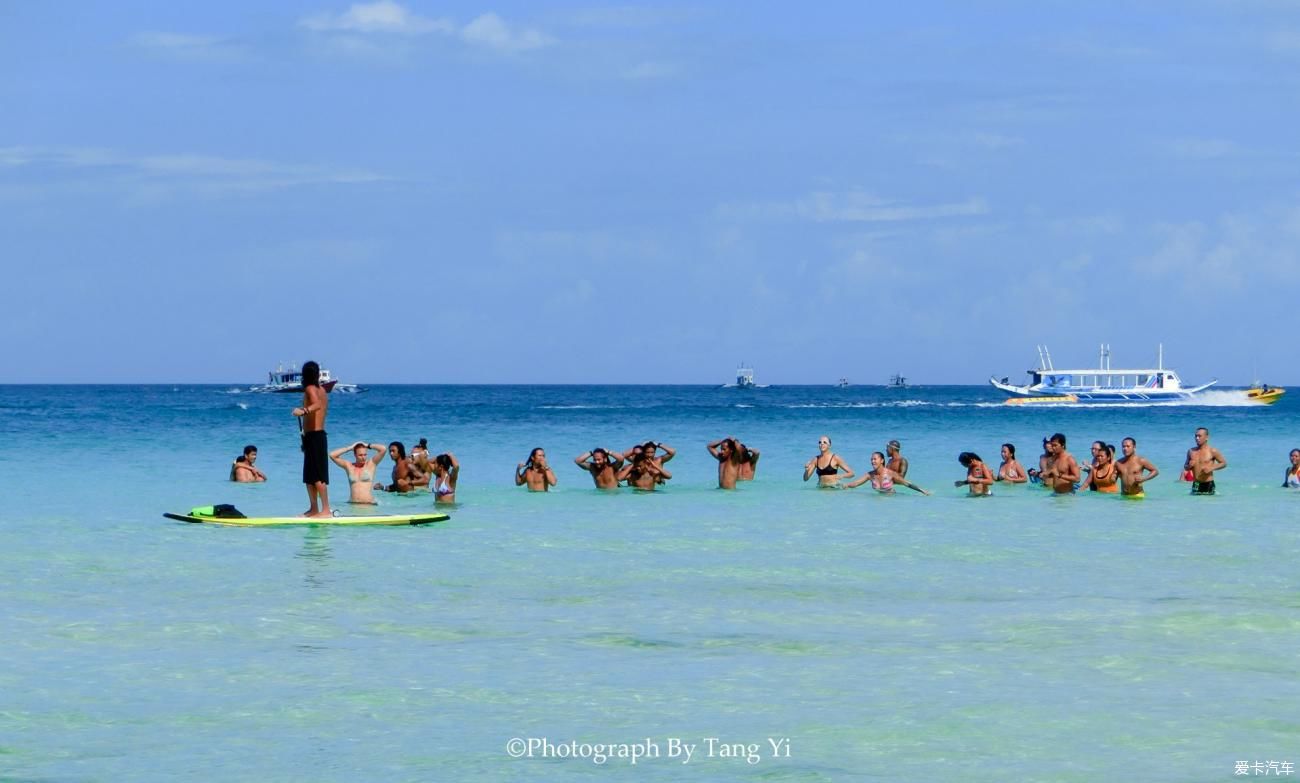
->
[429,453,460,504]
[803,436,854,487]
[996,443,1028,483]
[956,452,995,496]
[844,452,929,495]
[1086,443,1119,494]
[329,441,386,504]
[1283,449,1300,488]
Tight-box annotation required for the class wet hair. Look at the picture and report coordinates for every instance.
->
[1123,437,1137,447]
[958,452,981,467]
[1050,433,1067,447]
[527,447,544,465]
[871,451,886,462]
[435,453,453,471]
[243,444,257,456]
[353,442,369,453]
[234,455,247,464]
[417,438,428,450]
[592,447,608,459]
[1196,427,1209,436]
[1105,443,1116,459]
[229,455,246,481]
[1092,440,1105,452]
[643,440,657,452]
[302,361,320,387]
[1291,449,1300,459]
[1002,443,1016,457]
[389,441,407,460]
[819,435,832,446]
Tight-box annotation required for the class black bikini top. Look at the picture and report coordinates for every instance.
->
[816,455,838,476]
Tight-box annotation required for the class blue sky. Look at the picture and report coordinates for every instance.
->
[4,1,1300,384]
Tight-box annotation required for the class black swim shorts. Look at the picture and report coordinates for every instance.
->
[1191,480,1215,495]
[302,430,330,485]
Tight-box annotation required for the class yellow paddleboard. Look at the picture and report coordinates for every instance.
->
[164,511,448,527]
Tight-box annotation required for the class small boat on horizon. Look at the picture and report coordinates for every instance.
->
[888,374,908,388]
[991,344,1214,402]
[248,363,360,394]
[835,377,850,388]
[723,363,768,389]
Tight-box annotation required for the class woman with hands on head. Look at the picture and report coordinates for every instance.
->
[429,453,459,504]
[330,441,386,504]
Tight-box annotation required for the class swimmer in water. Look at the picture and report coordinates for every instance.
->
[1184,427,1227,495]
[516,447,557,492]
[381,441,424,493]
[329,441,386,504]
[230,444,267,482]
[1116,437,1159,497]
[1087,443,1119,494]
[955,452,995,496]
[618,445,673,490]
[737,441,760,481]
[1284,449,1300,488]
[429,453,459,504]
[996,443,1027,483]
[1040,433,1080,495]
[1026,437,1051,484]
[884,440,909,478]
[843,452,930,495]
[574,447,625,489]
[803,436,854,487]
[410,438,432,477]
[707,436,748,489]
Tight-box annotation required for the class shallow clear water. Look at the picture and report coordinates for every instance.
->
[2,384,1298,781]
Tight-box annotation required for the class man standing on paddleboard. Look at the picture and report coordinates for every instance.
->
[293,360,332,518]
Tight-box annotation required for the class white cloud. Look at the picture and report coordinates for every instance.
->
[461,13,553,53]
[717,190,989,224]
[0,146,387,199]
[300,4,553,54]
[796,191,989,223]
[300,1,453,34]
[131,32,251,62]
[1142,211,1300,292]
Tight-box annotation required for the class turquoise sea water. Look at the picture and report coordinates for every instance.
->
[2,384,1298,782]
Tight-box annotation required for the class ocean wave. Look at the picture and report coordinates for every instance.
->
[784,400,953,409]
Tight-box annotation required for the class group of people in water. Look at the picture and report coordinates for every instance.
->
[791,428,1238,498]
[237,361,1293,518]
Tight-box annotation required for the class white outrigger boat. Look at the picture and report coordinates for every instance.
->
[991,345,1215,403]
[724,363,768,389]
[248,363,359,394]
